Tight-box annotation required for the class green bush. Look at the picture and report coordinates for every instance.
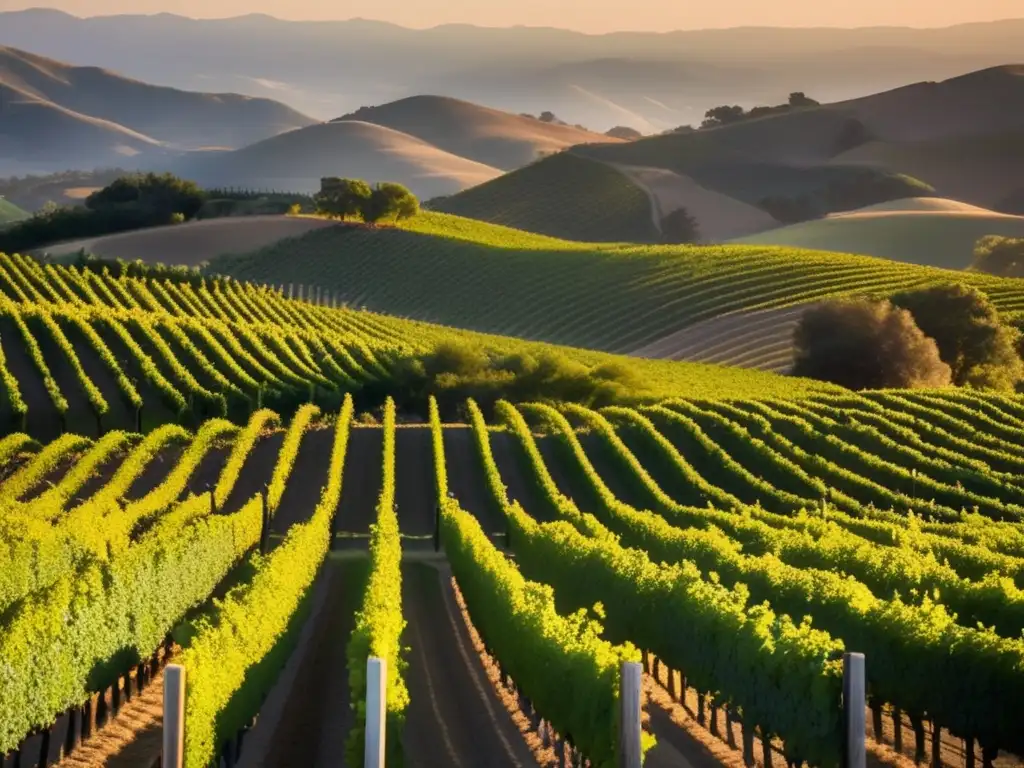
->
[793,299,952,389]
[891,284,1024,391]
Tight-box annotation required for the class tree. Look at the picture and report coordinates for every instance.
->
[361,182,419,224]
[85,172,205,221]
[701,105,746,129]
[792,299,951,389]
[890,284,1024,390]
[660,208,700,244]
[788,92,819,107]
[971,235,1024,277]
[315,177,372,219]
[606,126,643,140]
[539,111,559,123]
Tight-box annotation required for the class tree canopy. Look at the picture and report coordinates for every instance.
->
[972,235,1024,278]
[792,299,951,389]
[891,284,1024,391]
[85,172,205,221]
[314,178,419,224]
[660,208,700,244]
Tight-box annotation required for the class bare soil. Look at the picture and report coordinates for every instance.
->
[487,431,558,523]
[27,314,99,438]
[123,444,184,501]
[219,431,284,516]
[0,315,61,441]
[255,557,365,768]
[269,427,335,545]
[333,426,384,542]
[36,216,343,267]
[67,446,131,506]
[443,426,507,538]
[402,562,539,767]
[51,671,164,768]
[61,319,135,433]
[394,426,438,538]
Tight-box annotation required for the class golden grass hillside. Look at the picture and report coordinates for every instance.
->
[33,215,343,266]
[730,198,1024,269]
[175,121,503,199]
[334,95,621,170]
[0,44,316,172]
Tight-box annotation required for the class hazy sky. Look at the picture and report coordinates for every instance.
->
[2,0,1021,32]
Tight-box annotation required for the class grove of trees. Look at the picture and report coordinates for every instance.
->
[794,286,1024,391]
[701,92,820,129]
[314,178,419,224]
[0,172,208,254]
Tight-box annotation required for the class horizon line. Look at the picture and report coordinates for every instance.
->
[4,6,1024,35]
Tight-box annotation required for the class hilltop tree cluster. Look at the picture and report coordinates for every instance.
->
[314,178,419,224]
[794,285,1024,391]
[700,92,820,129]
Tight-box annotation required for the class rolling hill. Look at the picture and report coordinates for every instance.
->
[0,197,29,226]
[3,9,1024,130]
[172,121,503,199]
[437,66,1024,248]
[729,198,1024,269]
[334,96,620,170]
[0,45,317,174]
[206,211,1024,372]
[434,152,658,242]
[32,215,344,265]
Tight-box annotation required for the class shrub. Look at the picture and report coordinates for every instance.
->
[972,235,1024,278]
[315,177,372,219]
[366,341,643,419]
[606,126,643,140]
[661,207,701,244]
[792,299,951,389]
[891,284,1024,391]
[362,182,419,224]
[170,212,185,224]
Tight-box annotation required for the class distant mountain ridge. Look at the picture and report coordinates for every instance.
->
[1,9,1021,131]
[0,44,316,175]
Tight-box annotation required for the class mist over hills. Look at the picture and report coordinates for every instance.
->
[1,8,1022,131]
[0,44,317,175]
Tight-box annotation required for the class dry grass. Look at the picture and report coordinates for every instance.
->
[729,209,1024,269]
[610,163,779,242]
[185,120,504,199]
[35,214,342,266]
[336,95,621,171]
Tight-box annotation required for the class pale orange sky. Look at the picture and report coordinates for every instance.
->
[1,0,1021,32]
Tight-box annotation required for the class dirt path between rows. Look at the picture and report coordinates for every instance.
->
[402,562,538,767]
[443,427,507,537]
[0,315,62,441]
[269,427,334,545]
[395,427,437,538]
[488,432,558,523]
[219,432,284,516]
[334,427,384,540]
[254,557,365,768]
